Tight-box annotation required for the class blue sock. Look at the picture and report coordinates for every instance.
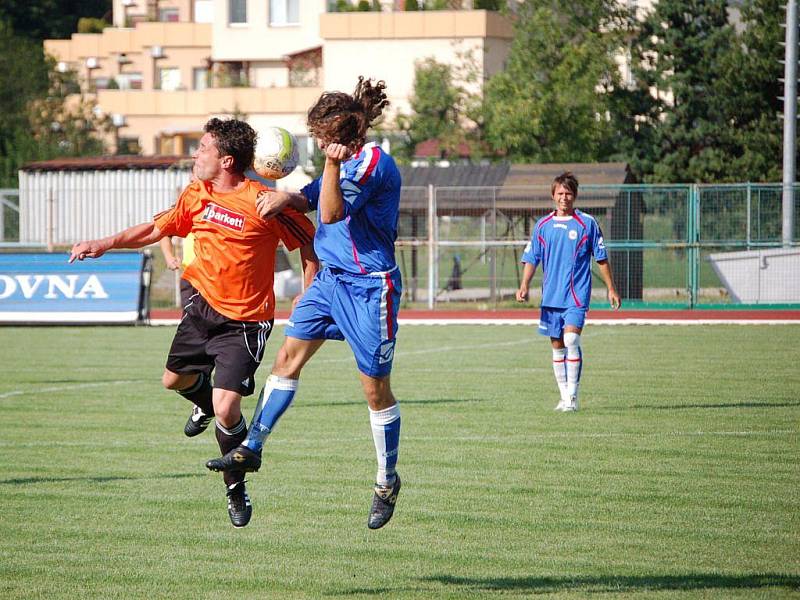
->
[243,375,298,453]
[370,403,401,486]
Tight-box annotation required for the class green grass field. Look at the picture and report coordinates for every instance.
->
[1,324,798,599]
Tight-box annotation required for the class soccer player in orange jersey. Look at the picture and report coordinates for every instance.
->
[69,118,318,528]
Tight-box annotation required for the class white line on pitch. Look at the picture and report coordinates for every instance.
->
[0,380,140,399]
[0,429,793,449]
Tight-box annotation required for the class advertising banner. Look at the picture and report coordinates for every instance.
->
[0,252,146,323]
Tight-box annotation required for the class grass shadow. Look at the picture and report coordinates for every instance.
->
[616,401,800,411]
[300,398,488,408]
[419,573,800,594]
[0,472,203,485]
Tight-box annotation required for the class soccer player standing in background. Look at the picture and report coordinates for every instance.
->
[207,77,404,530]
[516,171,621,412]
[70,118,318,528]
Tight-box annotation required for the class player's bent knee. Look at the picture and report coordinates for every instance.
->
[162,370,184,390]
[563,332,581,349]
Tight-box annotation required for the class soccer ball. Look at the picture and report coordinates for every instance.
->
[253,126,299,180]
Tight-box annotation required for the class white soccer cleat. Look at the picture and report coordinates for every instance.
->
[562,395,579,412]
[554,398,569,411]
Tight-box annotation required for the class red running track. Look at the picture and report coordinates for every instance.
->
[149,308,800,322]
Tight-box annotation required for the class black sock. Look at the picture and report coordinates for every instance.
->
[215,417,247,487]
[177,372,214,416]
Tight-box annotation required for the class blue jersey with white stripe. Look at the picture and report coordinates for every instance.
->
[521,209,608,309]
[301,143,401,275]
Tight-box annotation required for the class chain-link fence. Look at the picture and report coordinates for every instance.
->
[0,189,20,245]
[397,184,800,308]
[8,179,799,308]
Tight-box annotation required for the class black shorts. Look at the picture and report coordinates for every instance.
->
[179,277,194,308]
[166,287,273,396]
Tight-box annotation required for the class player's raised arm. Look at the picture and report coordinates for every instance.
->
[256,190,309,218]
[69,222,164,263]
[318,142,352,224]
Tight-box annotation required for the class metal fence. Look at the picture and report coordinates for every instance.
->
[8,179,800,308]
[396,184,800,308]
[0,189,20,245]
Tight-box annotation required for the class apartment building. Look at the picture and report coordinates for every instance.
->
[44,0,513,186]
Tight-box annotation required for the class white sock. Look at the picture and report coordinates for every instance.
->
[564,333,582,400]
[552,347,568,401]
[369,403,401,487]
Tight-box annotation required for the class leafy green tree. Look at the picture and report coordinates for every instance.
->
[716,0,786,182]
[629,0,737,182]
[0,0,110,41]
[0,21,110,186]
[0,20,50,185]
[397,55,484,162]
[482,0,635,163]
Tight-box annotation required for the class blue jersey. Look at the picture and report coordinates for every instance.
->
[521,209,608,309]
[301,143,401,275]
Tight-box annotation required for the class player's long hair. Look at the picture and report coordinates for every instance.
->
[204,118,257,174]
[307,77,389,152]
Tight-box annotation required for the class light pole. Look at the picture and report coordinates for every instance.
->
[783,0,798,246]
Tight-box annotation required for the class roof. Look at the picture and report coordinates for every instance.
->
[398,161,633,215]
[399,163,510,188]
[503,162,633,187]
[21,155,192,172]
[413,139,474,159]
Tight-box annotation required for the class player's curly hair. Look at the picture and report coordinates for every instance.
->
[552,171,579,197]
[307,77,389,152]
[204,118,257,174]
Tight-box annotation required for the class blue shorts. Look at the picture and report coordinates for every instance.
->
[537,306,587,339]
[285,267,402,378]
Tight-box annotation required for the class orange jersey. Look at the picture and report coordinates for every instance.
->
[154,178,314,322]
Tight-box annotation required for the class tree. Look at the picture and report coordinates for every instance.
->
[397,54,484,162]
[0,20,50,185]
[0,0,110,41]
[715,0,786,182]
[0,20,111,186]
[482,0,635,163]
[629,0,737,182]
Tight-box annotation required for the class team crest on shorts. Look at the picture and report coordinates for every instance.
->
[379,340,395,364]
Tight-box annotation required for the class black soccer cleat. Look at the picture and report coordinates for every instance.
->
[226,480,252,528]
[184,405,214,437]
[206,445,262,473]
[367,473,401,530]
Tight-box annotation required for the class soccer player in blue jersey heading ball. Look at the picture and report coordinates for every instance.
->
[516,172,621,412]
[207,77,403,529]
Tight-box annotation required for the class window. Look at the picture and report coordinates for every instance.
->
[193,67,209,90]
[117,72,143,90]
[158,67,181,91]
[269,0,299,25]
[229,0,247,24]
[117,137,141,155]
[159,7,180,21]
[92,76,112,90]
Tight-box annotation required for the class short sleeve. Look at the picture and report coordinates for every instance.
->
[591,221,608,261]
[339,146,382,215]
[521,225,543,266]
[301,179,320,212]
[154,185,196,237]
[274,207,315,251]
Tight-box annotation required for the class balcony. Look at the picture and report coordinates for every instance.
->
[319,9,513,40]
[96,86,323,117]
